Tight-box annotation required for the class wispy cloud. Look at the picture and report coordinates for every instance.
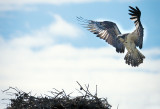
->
[0,0,110,11]
[49,14,81,37]
[0,15,81,49]
[0,0,111,5]
[0,0,139,11]
[118,0,139,2]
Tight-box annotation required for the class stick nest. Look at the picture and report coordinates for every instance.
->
[2,82,112,109]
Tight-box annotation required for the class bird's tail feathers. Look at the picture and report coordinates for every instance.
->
[124,49,145,67]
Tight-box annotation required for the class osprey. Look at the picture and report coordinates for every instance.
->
[77,6,145,67]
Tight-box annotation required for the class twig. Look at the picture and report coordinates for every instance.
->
[2,87,19,93]
[95,85,97,97]
[76,81,98,99]
[117,104,119,109]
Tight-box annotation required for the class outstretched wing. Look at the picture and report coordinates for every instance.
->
[77,17,125,53]
[129,6,144,49]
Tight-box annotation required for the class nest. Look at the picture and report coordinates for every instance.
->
[2,82,112,109]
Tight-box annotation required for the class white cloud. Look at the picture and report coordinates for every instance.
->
[0,0,140,11]
[0,0,110,5]
[8,34,52,48]
[0,4,37,11]
[1,14,81,49]
[0,14,160,109]
[49,14,81,37]
[118,0,139,2]
[0,0,110,11]
[143,48,160,57]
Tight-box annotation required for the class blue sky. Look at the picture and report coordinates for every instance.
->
[0,0,160,109]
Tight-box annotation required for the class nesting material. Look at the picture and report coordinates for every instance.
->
[3,82,111,109]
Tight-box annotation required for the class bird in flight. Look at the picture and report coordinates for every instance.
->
[77,6,145,67]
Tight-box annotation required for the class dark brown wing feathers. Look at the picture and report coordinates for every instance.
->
[77,17,125,53]
[129,6,144,49]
